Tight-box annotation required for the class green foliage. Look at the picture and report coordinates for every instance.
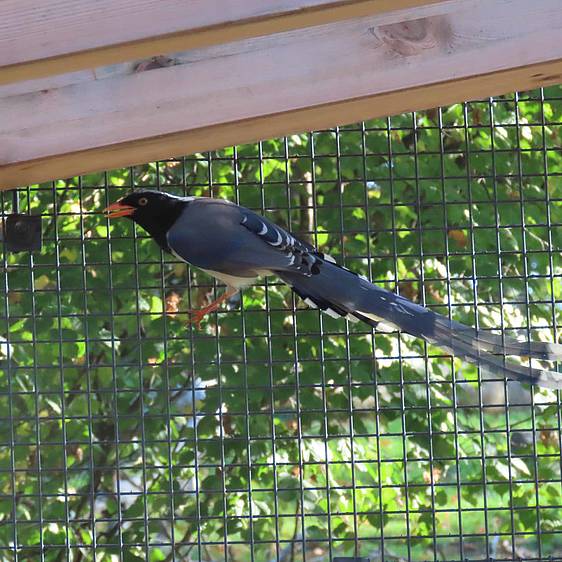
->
[1,88,561,561]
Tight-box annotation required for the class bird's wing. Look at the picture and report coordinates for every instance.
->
[165,197,325,280]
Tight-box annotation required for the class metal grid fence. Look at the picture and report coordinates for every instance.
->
[1,86,562,562]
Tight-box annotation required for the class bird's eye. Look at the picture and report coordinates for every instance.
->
[138,197,148,206]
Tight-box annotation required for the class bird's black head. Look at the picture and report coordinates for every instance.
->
[104,190,189,252]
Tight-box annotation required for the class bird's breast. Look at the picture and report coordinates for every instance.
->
[201,268,259,289]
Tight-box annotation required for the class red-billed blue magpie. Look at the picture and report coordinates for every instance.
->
[104,190,562,389]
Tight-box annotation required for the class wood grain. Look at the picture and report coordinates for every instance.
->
[2,59,561,191]
[0,0,441,85]
[2,0,562,188]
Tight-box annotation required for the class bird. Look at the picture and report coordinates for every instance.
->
[104,189,562,389]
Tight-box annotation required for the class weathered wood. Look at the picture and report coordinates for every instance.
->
[3,60,561,191]
[2,0,562,189]
[0,0,440,85]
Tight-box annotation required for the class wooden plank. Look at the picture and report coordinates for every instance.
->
[2,0,562,189]
[2,60,561,191]
[0,0,440,85]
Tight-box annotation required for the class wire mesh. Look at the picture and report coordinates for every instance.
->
[1,86,561,562]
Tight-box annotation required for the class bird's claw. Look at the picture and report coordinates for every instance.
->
[187,309,209,328]
[187,289,238,328]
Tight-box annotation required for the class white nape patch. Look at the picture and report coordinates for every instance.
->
[323,253,337,264]
[258,222,268,235]
[324,308,341,319]
[160,192,195,202]
[304,298,318,309]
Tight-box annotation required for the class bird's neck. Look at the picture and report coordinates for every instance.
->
[133,200,187,253]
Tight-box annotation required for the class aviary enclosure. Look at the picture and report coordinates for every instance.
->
[1,2,562,562]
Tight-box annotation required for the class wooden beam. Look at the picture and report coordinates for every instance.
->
[2,0,562,189]
[0,0,440,86]
[3,60,561,191]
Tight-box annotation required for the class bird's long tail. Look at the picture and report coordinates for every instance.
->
[278,262,562,389]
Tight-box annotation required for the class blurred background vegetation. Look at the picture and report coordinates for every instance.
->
[1,87,561,561]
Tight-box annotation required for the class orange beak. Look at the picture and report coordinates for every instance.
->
[103,201,135,218]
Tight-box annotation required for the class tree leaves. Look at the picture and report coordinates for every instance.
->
[2,91,562,560]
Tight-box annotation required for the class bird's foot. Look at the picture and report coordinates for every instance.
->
[187,288,238,328]
[187,304,220,328]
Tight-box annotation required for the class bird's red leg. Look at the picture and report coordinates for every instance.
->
[188,287,238,327]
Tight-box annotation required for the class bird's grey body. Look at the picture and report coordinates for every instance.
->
[166,197,322,284]
[106,191,562,389]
